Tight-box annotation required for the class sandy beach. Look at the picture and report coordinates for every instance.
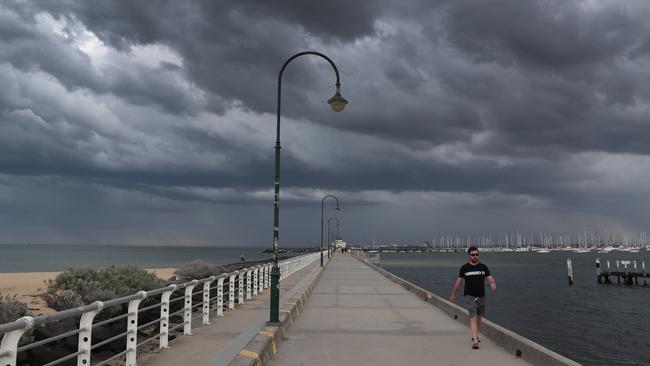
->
[0,268,177,316]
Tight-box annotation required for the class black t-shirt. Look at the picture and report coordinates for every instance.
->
[458,262,491,297]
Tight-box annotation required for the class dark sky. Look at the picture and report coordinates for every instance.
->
[1,0,649,246]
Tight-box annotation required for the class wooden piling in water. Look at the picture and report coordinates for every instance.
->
[567,258,573,286]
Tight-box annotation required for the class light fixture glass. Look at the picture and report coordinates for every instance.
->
[327,86,348,112]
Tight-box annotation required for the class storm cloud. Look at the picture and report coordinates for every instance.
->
[1,0,650,246]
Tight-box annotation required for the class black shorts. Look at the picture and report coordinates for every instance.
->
[464,295,485,317]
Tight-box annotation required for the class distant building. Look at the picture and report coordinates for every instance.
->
[334,238,347,250]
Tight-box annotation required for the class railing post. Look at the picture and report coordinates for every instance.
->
[126,291,147,366]
[229,272,237,310]
[238,270,245,304]
[261,265,265,290]
[253,266,259,296]
[77,302,103,366]
[260,264,268,292]
[217,275,225,316]
[0,316,34,366]
[159,284,177,349]
[184,280,198,335]
[202,276,216,325]
[264,263,273,288]
[246,269,253,300]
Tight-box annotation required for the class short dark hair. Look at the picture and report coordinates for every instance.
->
[467,246,478,254]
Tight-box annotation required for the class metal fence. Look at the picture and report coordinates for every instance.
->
[0,251,324,366]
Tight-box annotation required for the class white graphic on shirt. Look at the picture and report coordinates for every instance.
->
[464,271,485,276]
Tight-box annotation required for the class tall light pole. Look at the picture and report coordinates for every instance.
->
[270,51,348,324]
[321,195,340,266]
[330,225,340,253]
[328,216,339,256]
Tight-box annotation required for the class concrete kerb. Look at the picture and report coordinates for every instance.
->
[353,255,582,366]
[227,258,329,366]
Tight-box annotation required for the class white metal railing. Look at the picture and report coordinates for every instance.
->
[0,251,325,366]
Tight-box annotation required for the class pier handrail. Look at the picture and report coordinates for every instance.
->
[0,250,325,366]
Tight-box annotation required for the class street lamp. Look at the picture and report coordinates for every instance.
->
[270,51,347,324]
[321,195,340,267]
[330,225,340,253]
[328,216,339,256]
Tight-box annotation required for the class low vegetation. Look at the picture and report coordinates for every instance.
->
[174,260,222,280]
[46,265,164,310]
[0,295,34,345]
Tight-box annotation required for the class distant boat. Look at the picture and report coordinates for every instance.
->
[537,249,550,254]
[574,248,591,253]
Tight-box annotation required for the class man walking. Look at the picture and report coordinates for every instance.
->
[449,246,496,350]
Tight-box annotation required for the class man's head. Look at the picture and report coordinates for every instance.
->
[467,246,479,264]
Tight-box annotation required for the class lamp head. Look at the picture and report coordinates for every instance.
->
[327,85,348,112]
[336,206,341,213]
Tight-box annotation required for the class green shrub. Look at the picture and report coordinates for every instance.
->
[46,265,165,310]
[0,295,34,345]
[98,265,165,296]
[45,290,83,310]
[175,260,221,279]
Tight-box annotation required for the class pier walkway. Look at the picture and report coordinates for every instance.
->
[267,254,532,366]
[137,260,322,366]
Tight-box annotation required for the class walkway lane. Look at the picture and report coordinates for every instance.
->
[138,260,321,366]
[268,255,532,366]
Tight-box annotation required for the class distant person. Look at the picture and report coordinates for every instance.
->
[240,254,245,264]
[449,246,496,350]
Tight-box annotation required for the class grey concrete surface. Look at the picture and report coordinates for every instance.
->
[363,257,580,366]
[267,254,532,366]
[138,260,322,366]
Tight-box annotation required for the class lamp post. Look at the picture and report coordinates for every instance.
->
[328,216,339,257]
[331,223,340,252]
[320,195,340,267]
[270,51,348,324]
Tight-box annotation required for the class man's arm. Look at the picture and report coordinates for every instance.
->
[449,277,462,302]
[487,275,496,290]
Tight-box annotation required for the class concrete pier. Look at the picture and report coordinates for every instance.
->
[138,254,578,366]
[267,255,538,366]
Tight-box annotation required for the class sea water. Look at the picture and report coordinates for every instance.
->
[378,250,650,366]
[0,244,272,272]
